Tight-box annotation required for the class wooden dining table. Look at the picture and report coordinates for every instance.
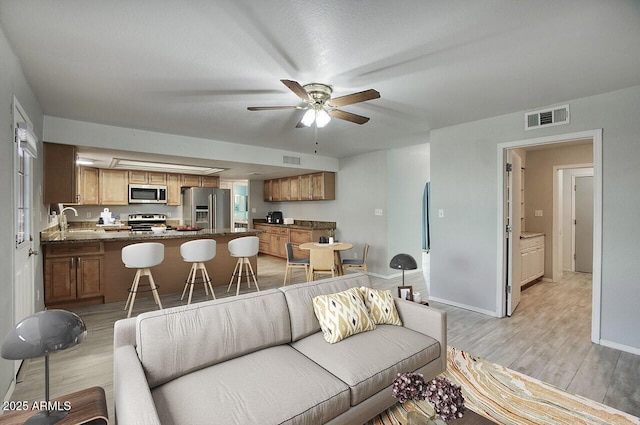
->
[299,242,353,276]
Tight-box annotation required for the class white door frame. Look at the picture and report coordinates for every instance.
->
[496,129,602,343]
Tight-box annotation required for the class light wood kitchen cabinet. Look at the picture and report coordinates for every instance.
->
[129,171,167,185]
[264,180,273,202]
[182,174,220,188]
[271,179,282,201]
[44,242,104,306]
[311,172,335,200]
[99,169,129,205]
[520,235,544,286]
[255,224,330,259]
[44,142,78,204]
[76,166,99,205]
[299,174,311,200]
[290,176,300,200]
[201,175,220,188]
[166,173,181,206]
[263,172,335,202]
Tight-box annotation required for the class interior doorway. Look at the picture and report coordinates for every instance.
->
[497,129,602,343]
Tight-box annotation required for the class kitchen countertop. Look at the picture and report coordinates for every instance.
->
[41,228,263,244]
[520,232,545,239]
[253,219,335,230]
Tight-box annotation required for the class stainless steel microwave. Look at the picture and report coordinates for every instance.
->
[128,184,167,204]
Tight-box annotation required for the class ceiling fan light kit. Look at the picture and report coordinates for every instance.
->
[247,79,380,128]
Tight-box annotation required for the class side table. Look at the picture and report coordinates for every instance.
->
[0,387,108,425]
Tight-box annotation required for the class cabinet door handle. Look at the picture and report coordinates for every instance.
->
[71,257,75,268]
[77,257,81,268]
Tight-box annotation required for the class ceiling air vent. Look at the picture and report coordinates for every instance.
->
[525,104,569,130]
[283,155,301,165]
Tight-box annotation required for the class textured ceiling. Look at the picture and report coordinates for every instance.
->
[2,0,640,162]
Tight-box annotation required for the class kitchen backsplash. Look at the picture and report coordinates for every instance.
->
[63,204,182,222]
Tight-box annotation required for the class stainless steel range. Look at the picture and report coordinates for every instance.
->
[128,213,167,232]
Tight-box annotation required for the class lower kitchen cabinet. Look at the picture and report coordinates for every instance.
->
[255,224,330,259]
[44,242,104,307]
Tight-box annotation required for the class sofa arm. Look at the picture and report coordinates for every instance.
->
[395,299,447,372]
[114,345,161,425]
[113,317,137,350]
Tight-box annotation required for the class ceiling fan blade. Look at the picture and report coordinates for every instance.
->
[295,118,307,128]
[328,109,370,125]
[281,79,312,102]
[328,89,380,107]
[247,106,303,111]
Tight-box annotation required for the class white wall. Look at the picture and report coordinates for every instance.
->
[251,145,430,277]
[0,26,44,400]
[430,85,640,352]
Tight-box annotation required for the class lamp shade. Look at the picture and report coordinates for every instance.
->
[389,253,418,271]
[1,310,87,360]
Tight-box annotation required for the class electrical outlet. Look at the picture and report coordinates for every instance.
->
[251,208,256,213]
[438,209,445,218]
[166,212,171,218]
[86,212,92,218]
[36,290,40,301]
[535,210,543,217]
[354,252,358,259]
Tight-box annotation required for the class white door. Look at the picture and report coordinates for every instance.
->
[574,176,594,273]
[13,98,37,376]
[506,151,523,316]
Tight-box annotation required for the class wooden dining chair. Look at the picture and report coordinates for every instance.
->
[283,242,309,285]
[308,249,336,281]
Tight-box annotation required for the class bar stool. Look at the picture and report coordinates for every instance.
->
[122,242,164,318]
[180,239,216,305]
[227,236,260,296]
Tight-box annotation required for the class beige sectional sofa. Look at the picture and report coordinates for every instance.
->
[113,273,446,425]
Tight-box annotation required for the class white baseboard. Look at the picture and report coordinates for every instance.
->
[599,339,640,356]
[2,379,15,409]
[429,296,500,317]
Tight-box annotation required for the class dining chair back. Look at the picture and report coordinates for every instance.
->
[283,242,310,285]
[342,244,370,274]
[309,249,336,280]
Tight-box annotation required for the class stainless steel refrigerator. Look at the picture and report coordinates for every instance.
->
[182,188,231,229]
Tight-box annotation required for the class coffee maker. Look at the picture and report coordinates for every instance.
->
[271,211,283,224]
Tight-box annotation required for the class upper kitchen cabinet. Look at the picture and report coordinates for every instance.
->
[77,167,99,205]
[129,171,166,185]
[311,172,335,200]
[181,174,220,188]
[166,173,181,206]
[99,169,128,205]
[44,142,78,204]
[263,172,335,202]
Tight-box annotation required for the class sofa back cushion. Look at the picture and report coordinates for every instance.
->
[279,273,372,342]
[136,289,291,388]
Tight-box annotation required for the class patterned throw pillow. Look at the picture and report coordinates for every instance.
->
[359,287,402,326]
[312,287,376,344]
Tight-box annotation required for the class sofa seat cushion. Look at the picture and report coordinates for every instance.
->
[152,345,350,425]
[291,325,440,406]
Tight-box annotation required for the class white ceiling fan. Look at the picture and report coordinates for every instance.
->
[247,80,380,128]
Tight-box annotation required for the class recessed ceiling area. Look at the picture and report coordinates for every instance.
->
[75,146,317,180]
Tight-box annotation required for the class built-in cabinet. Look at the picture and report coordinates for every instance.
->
[44,242,104,307]
[44,142,78,204]
[166,173,181,206]
[264,172,335,202]
[76,167,99,205]
[128,171,167,185]
[99,169,129,205]
[182,174,220,188]
[254,224,329,259]
[520,235,544,286]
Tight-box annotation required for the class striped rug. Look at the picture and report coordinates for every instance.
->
[369,347,640,425]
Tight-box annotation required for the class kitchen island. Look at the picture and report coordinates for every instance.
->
[40,228,263,307]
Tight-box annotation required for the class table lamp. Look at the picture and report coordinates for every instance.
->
[2,310,87,425]
[389,253,418,286]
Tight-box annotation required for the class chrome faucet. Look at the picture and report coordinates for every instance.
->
[59,206,78,230]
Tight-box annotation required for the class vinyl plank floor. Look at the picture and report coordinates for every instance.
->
[8,257,640,420]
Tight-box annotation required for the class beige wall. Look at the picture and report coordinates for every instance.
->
[523,141,593,277]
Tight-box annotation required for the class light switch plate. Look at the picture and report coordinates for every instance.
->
[438,209,445,218]
[535,210,543,217]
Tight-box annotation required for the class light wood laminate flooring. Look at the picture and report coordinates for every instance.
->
[8,255,640,420]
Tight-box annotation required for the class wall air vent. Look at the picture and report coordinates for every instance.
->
[525,104,570,130]
[283,155,301,165]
